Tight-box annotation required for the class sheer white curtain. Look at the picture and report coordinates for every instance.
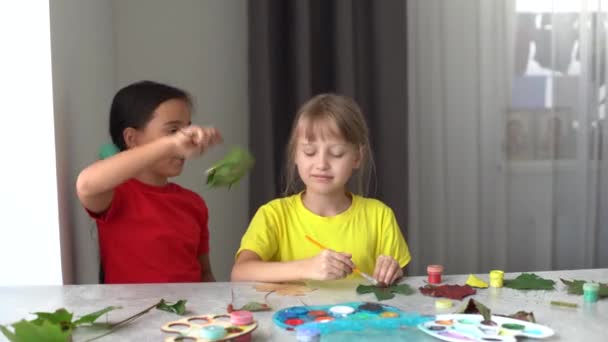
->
[407,0,608,276]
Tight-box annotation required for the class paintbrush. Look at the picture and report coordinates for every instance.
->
[305,235,379,286]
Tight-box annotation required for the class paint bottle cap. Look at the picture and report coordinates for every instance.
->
[435,299,453,309]
[489,270,504,279]
[230,310,253,325]
[583,283,600,291]
[427,265,444,273]
[200,325,227,340]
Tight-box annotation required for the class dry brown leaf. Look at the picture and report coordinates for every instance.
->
[254,282,316,296]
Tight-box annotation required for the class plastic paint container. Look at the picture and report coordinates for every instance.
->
[427,265,444,284]
[230,310,253,325]
[328,305,355,318]
[583,283,599,303]
[489,270,504,288]
[435,299,453,309]
[199,325,227,340]
[296,327,321,342]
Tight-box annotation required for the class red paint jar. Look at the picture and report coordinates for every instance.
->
[427,265,444,284]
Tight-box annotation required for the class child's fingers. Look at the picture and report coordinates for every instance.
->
[374,255,391,283]
[382,261,401,285]
[390,267,404,285]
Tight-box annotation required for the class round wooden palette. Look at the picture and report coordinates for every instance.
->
[161,314,257,342]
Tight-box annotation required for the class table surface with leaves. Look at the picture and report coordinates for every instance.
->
[0,268,606,341]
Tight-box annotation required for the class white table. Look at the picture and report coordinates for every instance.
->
[1,269,606,341]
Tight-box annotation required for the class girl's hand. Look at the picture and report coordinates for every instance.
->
[305,249,355,280]
[373,255,403,285]
[173,125,223,159]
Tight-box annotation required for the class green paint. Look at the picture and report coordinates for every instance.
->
[502,323,525,330]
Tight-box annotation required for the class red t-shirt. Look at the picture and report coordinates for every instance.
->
[87,179,209,284]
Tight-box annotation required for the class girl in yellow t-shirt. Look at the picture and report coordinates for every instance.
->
[232,94,410,285]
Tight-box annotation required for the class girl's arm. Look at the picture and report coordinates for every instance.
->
[76,126,220,213]
[231,249,355,282]
[198,254,216,282]
[77,137,176,213]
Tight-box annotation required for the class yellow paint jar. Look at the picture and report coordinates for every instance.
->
[489,270,504,288]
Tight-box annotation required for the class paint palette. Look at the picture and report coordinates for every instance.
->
[273,302,432,335]
[161,313,257,342]
[418,314,555,342]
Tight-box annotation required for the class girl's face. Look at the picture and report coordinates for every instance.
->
[130,99,191,179]
[294,117,361,196]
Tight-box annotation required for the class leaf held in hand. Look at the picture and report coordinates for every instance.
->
[206,147,254,188]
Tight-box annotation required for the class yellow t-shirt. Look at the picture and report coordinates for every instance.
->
[236,193,411,277]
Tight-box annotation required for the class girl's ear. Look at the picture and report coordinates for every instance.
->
[123,127,139,149]
[353,145,364,169]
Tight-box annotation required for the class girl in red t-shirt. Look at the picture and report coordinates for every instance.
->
[77,81,221,284]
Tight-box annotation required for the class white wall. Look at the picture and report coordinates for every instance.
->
[0,2,63,285]
[48,0,248,283]
[49,0,117,284]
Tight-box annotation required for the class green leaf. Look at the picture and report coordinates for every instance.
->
[391,284,414,295]
[8,319,71,342]
[0,324,17,341]
[206,147,254,188]
[73,306,121,326]
[237,302,272,312]
[156,299,187,315]
[561,278,608,297]
[356,284,414,301]
[503,273,555,290]
[30,309,73,331]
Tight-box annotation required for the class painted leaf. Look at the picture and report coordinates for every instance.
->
[237,302,272,312]
[73,306,121,326]
[561,278,608,297]
[419,285,477,300]
[206,147,254,188]
[503,273,555,290]
[459,299,492,322]
[156,299,187,315]
[356,283,414,301]
[255,283,315,296]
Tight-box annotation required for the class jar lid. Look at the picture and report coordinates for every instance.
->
[583,282,600,291]
[427,265,444,273]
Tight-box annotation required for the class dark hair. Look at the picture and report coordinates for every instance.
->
[109,80,192,151]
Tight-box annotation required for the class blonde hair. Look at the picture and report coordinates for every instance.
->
[283,93,375,196]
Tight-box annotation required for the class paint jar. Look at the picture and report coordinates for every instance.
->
[489,270,504,288]
[427,265,444,284]
[199,325,227,340]
[583,283,599,303]
[230,310,253,326]
[328,305,355,318]
[296,327,321,342]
